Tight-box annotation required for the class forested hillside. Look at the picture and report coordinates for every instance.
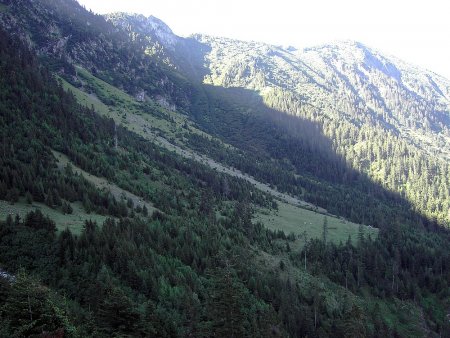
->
[0,0,450,337]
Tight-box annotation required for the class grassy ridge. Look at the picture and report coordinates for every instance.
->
[0,199,106,235]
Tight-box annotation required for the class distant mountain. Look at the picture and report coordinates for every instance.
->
[194,36,450,157]
[108,12,450,159]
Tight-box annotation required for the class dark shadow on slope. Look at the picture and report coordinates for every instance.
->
[176,36,213,82]
[176,42,443,231]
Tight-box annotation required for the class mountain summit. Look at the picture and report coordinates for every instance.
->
[105,13,179,49]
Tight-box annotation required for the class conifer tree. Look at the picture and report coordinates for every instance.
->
[322,216,328,245]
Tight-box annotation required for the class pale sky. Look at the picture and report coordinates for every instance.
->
[77,0,450,79]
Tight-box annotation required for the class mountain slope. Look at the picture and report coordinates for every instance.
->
[105,13,180,51]
[0,24,287,336]
[1,2,450,337]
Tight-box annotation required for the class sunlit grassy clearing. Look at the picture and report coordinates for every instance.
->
[255,200,378,250]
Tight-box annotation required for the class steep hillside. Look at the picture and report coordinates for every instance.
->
[105,13,180,52]
[1,1,450,337]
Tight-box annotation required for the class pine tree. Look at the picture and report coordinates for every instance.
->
[142,204,148,216]
[302,231,308,271]
[322,216,328,245]
[25,191,33,204]
[312,285,324,330]
[207,265,247,338]
[62,201,73,214]
[97,287,141,336]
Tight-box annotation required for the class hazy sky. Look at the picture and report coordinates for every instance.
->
[77,0,450,79]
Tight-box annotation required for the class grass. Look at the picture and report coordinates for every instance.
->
[0,199,107,235]
[58,76,110,116]
[0,149,159,235]
[59,71,172,137]
[254,200,378,250]
[52,150,156,214]
[75,67,190,136]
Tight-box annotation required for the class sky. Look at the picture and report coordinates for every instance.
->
[76,0,450,79]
